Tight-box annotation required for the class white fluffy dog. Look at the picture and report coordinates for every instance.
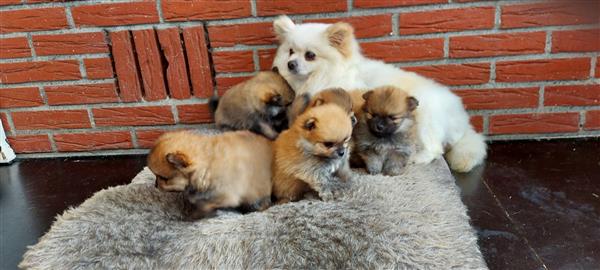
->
[272,15,486,172]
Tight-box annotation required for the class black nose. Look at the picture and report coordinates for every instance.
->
[287,60,297,71]
[336,148,345,157]
[375,122,385,132]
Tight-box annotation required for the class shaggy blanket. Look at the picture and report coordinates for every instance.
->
[20,159,486,269]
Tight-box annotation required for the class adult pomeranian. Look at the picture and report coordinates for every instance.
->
[271,15,486,172]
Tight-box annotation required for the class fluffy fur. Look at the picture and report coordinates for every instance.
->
[272,16,486,172]
[350,86,418,176]
[287,87,355,125]
[211,71,295,140]
[147,130,272,219]
[20,156,486,269]
[272,104,353,203]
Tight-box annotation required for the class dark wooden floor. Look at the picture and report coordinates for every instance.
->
[1,139,599,269]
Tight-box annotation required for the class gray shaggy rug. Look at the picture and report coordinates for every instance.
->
[20,160,486,269]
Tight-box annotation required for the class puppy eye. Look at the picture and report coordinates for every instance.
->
[289,48,294,56]
[305,51,316,61]
[323,142,335,148]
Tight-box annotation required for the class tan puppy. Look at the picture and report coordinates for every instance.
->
[272,104,353,204]
[147,130,273,219]
[287,87,356,125]
[350,86,418,176]
[210,71,295,140]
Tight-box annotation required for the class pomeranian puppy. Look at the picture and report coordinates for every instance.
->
[272,16,486,172]
[351,86,418,176]
[147,130,272,219]
[272,104,353,204]
[210,71,295,140]
[287,87,356,125]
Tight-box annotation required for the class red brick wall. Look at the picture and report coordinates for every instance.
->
[0,0,599,157]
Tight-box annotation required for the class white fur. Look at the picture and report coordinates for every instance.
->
[272,16,486,172]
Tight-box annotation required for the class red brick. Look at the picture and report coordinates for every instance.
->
[400,7,494,35]
[450,32,546,58]
[136,129,167,148]
[183,26,214,98]
[362,38,444,62]
[208,22,274,47]
[354,0,444,8]
[490,113,579,134]
[0,7,68,34]
[132,29,167,101]
[0,112,10,133]
[544,85,600,106]
[212,51,254,73]
[33,32,108,56]
[306,15,393,38]
[404,63,490,86]
[258,49,276,71]
[0,37,31,59]
[0,60,81,84]
[585,110,600,130]
[162,1,251,21]
[72,2,158,27]
[45,83,118,105]
[7,135,52,153]
[552,29,600,53]
[93,106,174,127]
[84,58,113,79]
[110,31,142,102]
[157,28,191,100]
[257,0,347,16]
[596,57,600,78]
[496,58,591,83]
[216,76,252,96]
[501,2,599,29]
[12,110,90,130]
[26,0,65,2]
[454,87,539,110]
[54,131,133,152]
[0,87,43,108]
[0,0,21,6]
[470,115,484,133]
[177,104,213,124]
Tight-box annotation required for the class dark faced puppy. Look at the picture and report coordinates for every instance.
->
[211,71,295,140]
[351,86,418,176]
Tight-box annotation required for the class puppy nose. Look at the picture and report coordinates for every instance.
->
[336,148,345,157]
[375,122,385,132]
[287,60,297,71]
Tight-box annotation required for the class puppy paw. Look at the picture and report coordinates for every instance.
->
[383,166,404,176]
[319,189,335,201]
[411,151,436,165]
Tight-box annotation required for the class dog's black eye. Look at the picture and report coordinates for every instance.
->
[323,142,334,148]
[289,48,294,55]
[305,51,316,61]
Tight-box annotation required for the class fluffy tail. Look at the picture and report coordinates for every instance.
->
[445,129,487,173]
[208,96,219,114]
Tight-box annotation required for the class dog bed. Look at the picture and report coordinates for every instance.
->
[20,139,486,269]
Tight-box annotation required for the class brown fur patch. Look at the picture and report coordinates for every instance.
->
[326,22,354,58]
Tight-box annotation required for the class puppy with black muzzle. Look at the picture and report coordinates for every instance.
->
[287,87,356,125]
[351,86,418,176]
[210,71,295,140]
[147,130,273,220]
[272,104,353,204]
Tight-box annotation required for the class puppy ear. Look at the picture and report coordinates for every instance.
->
[362,90,373,101]
[166,152,191,170]
[326,22,354,58]
[273,15,295,40]
[407,96,419,111]
[303,117,317,131]
[313,98,325,107]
